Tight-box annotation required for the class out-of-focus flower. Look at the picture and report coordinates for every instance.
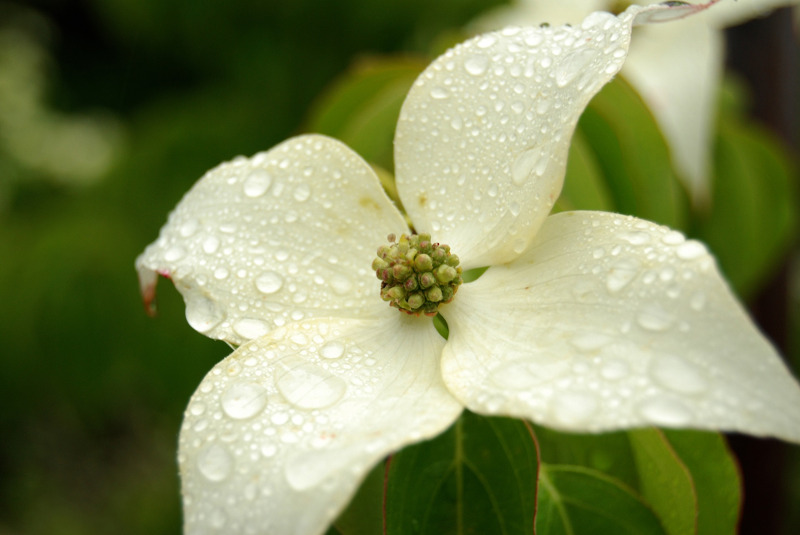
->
[473,0,799,204]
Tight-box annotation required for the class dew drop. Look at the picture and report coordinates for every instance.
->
[555,49,597,87]
[606,258,640,293]
[490,356,570,390]
[320,341,345,359]
[164,247,185,262]
[185,293,225,333]
[464,55,489,76]
[275,360,347,409]
[179,219,199,237]
[293,184,311,202]
[551,391,598,426]
[649,356,708,395]
[255,271,283,294]
[430,87,450,99]
[196,443,233,482]
[570,332,613,353]
[243,169,272,197]
[511,146,545,185]
[636,304,674,332]
[661,230,685,245]
[330,274,353,295]
[638,396,693,426]
[600,359,630,381]
[476,35,496,48]
[621,231,651,246]
[690,291,706,311]
[221,381,269,419]
[233,318,270,340]
[676,240,707,260]
[202,236,220,254]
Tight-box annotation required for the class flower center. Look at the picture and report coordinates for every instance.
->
[372,233,463,316]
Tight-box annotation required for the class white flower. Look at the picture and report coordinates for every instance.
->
[473,0,800,204]
[137,4,800,535]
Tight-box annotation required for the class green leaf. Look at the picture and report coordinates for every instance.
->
[385,411,539,535]
[305,58,425,170]
[661,430,741,535]
[536,465,667,535]
[532,426,741,535]
[575,77,689,230]
[627,429,696,535]
[557,128,615,213]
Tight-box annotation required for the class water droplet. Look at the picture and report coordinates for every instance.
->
[661,230,685,245]
[551,391,598,426]
[221,381,268,419]
[690,291,706,311]
[179,219,199,237]
[243,169,272,197]
[476,35,496,48]
[320,341,345,359]
[511,146,545,185]
[490,355,570,389]
[606,258,640,292]
[621,231,651,245]
[649,356,708,395]
[164,247,185,262]
[255,271,283,294]
[638,396,693,426]
[196,443,233,482]
[555,49,597,87]
[233,318,269,340]
[600,359,629,380]
[464,55,489,76]
[202,236,220,254]
[676,240,707,260]
[636,304,674,332]
[293,184,311,202]
[430,87,450,99]
[275,359,347,409]
[570,332,613,353]
[185,294,225,333]
[330,274,353,295]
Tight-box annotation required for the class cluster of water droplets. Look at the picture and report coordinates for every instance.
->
[451,212,794,436]
[395,11,634,263]
[179,318,392,533]
[136,136,402,346]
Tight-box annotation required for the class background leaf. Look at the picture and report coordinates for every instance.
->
[536,465,667,535]
[385,411,538,535]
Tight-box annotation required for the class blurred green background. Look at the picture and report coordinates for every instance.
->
[0,1,797,534]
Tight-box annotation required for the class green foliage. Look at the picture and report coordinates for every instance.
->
[332,412,741,534]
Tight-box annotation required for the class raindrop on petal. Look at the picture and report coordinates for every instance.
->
[243,169,272,197]
[221,381,269,419]
[196,443,233,482]
[275,360,347,409]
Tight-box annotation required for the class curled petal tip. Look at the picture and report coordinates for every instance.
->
[633,0,722,25]
[137,267,159,317]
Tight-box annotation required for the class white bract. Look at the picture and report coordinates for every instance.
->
[474,0,800,203]
[137,3,800,535]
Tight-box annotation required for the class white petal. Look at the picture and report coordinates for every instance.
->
[395,10,640,268]
[700,0,799,28]
[624,19,721,204]
[136,135,407,345]
[180,314,461,535]
[441,211,800,442]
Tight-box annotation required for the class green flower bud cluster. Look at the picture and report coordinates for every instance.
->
[372,233,463,316]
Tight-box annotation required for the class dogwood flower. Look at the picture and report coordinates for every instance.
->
[137,3,800,534]
[473,0,800,203]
